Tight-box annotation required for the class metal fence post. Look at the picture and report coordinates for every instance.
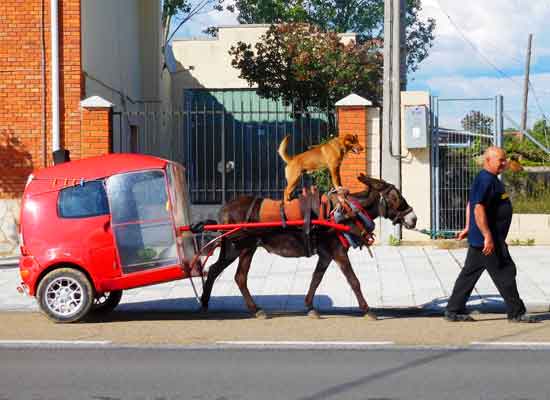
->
[495,95,504,147]
[221,107,226,204]
[433,97,440,235]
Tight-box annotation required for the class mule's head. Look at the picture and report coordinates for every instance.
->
[356,173,417,229]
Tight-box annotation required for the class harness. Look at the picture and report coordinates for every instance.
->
[327,191,376,251]
[378,185,413,225]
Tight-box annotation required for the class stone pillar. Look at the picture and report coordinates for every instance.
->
[80,96,114,158]
[336,93,374,192]
[0,200,21,257]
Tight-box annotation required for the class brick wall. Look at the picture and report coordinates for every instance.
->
[80,106,112,158]
[338,106,368,191]
[0,0,82,199]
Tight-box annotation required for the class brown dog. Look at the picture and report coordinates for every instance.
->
[278,134,364,202]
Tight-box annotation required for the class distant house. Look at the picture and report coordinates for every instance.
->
[168,24,357,106]
[504,130,524,140]
[0,0,170,256]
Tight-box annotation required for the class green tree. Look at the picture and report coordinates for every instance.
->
[218,0,435,72]
[461,110,494,134]
[229,23,382,112]
[504,119,550,164]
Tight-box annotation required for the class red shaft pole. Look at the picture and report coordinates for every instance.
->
[179,219,351,233]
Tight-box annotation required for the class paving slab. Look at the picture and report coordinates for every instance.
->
[1,246,549,315]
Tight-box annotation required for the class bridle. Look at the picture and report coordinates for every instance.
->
[375,184,413,225]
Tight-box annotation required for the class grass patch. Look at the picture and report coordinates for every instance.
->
[388,234,401,246]
[511,192,550,214]
[509,238,536,246]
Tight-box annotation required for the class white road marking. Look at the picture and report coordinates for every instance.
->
[471,341,550,347]
[217,341,394,347]
[0,340,112,347]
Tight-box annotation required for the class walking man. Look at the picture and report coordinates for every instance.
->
[444,146,537,323]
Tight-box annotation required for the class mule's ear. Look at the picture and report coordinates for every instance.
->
[357,172,368,183]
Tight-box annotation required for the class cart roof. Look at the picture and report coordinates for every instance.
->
[33,153,171,181]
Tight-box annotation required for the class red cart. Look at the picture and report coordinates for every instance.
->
[17,154,352,323]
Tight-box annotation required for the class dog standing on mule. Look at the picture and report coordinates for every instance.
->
[278,134,364,202]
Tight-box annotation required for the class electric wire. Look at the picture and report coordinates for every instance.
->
[435,0,549,133]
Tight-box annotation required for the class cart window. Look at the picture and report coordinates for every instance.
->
[58,181,109,218]
[107,170,179,273]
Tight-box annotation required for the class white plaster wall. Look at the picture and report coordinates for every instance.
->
[508,214,550,245]
[170,25,358,106]
[400,91,432,241]
[82,0,164,111]
[171,25,269,99]
[367,107,381,179]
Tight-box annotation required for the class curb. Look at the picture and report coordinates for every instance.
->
[0,257,19,268]
[1,342,550,351]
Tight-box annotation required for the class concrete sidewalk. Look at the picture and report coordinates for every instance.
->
[1,246,549,314]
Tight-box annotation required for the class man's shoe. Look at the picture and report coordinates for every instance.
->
[508,313,539,323]
[444,310,475,322]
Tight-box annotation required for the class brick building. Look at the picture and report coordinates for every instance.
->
[0,0,169,256]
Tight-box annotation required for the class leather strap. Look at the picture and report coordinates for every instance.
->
[245,197,261,223]
[279,202,287,228]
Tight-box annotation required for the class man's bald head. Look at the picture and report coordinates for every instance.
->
[483,146,507,175]
[484,146,505,159]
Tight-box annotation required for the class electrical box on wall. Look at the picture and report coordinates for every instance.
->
[404,105,429,149]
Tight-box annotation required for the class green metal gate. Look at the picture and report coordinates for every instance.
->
[183,89,335,204]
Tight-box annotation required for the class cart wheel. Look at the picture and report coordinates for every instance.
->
[36,268,94,323]
[92,290,123,314]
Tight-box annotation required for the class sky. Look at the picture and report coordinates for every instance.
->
[174,0,550,130]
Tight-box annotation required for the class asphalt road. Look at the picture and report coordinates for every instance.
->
[1,347,549,400]
[1,311,550,346]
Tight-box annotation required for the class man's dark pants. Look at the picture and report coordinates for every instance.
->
[446,243,526,318]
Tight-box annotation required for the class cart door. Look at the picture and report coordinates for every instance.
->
[166,163,195,262]
[106,170,179,274]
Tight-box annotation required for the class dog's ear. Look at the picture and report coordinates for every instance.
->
[507,158,524,173]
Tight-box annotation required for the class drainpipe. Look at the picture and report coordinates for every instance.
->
[51,0,60,152]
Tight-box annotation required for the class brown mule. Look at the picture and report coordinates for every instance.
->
[200,175,417,319]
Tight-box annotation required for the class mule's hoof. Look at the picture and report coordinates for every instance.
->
[307,308,321,319]
[255,309,269,319]
[364,310,378,321]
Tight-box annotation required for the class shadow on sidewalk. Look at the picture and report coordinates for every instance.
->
[85,294,487,323]
[421,294,506,313]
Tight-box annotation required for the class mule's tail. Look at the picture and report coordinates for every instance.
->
[277,136,292,164]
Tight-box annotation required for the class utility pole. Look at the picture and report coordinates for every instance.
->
[521,33,533,133]
[381,0,406,242]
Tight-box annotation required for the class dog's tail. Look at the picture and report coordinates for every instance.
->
[278,135,292,164]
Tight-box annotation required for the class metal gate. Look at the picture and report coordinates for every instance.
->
[112,90,335,205]
[431,96,503,233]
[182,89,335,204]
